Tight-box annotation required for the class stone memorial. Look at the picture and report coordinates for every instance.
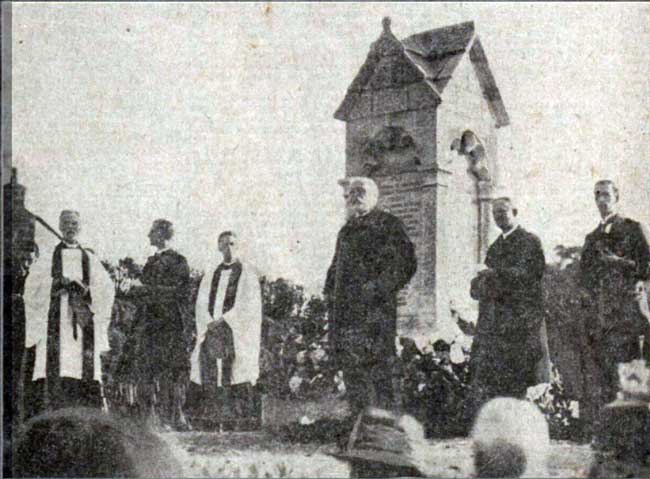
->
[334,18,510,338]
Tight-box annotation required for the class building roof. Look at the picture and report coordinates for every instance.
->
[334,19,509,127]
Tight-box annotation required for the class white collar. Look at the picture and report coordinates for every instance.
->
[600,212,617,226]
[155,247,170,255]
[501,224,519,240]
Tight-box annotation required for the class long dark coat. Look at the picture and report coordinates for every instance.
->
[578,214,650,405]
[469,226,546,400]
[137,249,193,381]
[324,209,417,368]
[580,214,650,336]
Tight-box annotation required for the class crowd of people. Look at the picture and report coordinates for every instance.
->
[323,176,649,454]
[12,175,650,475]
[21,216,265,432]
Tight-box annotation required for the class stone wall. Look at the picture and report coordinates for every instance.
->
[434,53,501,329]
[345,108,439,335]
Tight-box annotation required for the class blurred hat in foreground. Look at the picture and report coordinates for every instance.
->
[330,407,426,478]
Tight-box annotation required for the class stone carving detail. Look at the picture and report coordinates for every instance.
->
[450,130,490,182]
[450,130,493,262]
[362,17,424,92]
[368,17,403,58]
[358,126,421,176]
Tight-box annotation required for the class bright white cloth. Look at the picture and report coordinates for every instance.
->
[24,244,115,382]
[190,261,262,386]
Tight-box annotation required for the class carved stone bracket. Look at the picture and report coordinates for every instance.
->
[450,130,491,183]
[451,130,493,262]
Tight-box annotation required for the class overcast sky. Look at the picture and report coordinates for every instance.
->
[11,2,650,293]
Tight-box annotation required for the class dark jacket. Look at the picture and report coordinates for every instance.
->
[324,208,417,366]
[138,249,193,380]
[469,226,546,397]
[579,214,650,334]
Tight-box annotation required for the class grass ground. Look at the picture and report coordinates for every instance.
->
[159,430,595,478]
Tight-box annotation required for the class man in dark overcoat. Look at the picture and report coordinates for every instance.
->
[129,219,194,430]
[324,177,417,416]
[468,197,546,416]
[578,180,650,440]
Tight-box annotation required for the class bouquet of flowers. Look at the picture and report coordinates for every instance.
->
[617,359,650,402]
[525,365,581,440]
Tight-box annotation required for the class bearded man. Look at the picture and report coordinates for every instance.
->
[325,177,417,416]
[23,210,115,418]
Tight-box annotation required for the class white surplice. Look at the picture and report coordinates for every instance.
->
[190,261,262,386]
[23,243,115,382]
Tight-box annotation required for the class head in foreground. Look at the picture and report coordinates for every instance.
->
[471,397,550,478]
[13,407,181,478]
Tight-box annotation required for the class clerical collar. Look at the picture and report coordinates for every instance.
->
[600,212,617,226]
[61,240,80,248]
[220,260,239,270]
[501,224,519,240]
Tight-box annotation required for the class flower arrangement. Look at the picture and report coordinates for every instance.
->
[525,365,581,440]
[398,335,473,438]
[617,360,650,402]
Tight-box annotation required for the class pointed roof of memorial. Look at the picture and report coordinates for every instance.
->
[334,18,509,127]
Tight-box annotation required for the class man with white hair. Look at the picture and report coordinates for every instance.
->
[468,197,546,418]
[325,177,417,417]
[23,210,115,417]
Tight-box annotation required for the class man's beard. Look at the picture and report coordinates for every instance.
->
[345,203,369,220]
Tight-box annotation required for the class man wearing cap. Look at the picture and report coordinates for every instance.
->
[23,210,115,417]
[578,180,650,440]
[468,197,546,414]
[325,177,417,417]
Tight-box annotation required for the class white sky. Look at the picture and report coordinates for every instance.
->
[11,2,650,293]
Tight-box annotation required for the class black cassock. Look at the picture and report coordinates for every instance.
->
[137,249,193,382]
[469,226,546,407]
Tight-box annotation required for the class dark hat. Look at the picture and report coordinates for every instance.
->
[330,407,426,476]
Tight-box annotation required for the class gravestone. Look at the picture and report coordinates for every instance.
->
[334,18,510,339]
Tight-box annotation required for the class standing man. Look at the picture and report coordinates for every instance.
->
[468,197,546,414]
[190,231,263,430]
[132,219,194,430]
[324,177,417,416]
[23,210,115,417]
[578,180,650,439]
